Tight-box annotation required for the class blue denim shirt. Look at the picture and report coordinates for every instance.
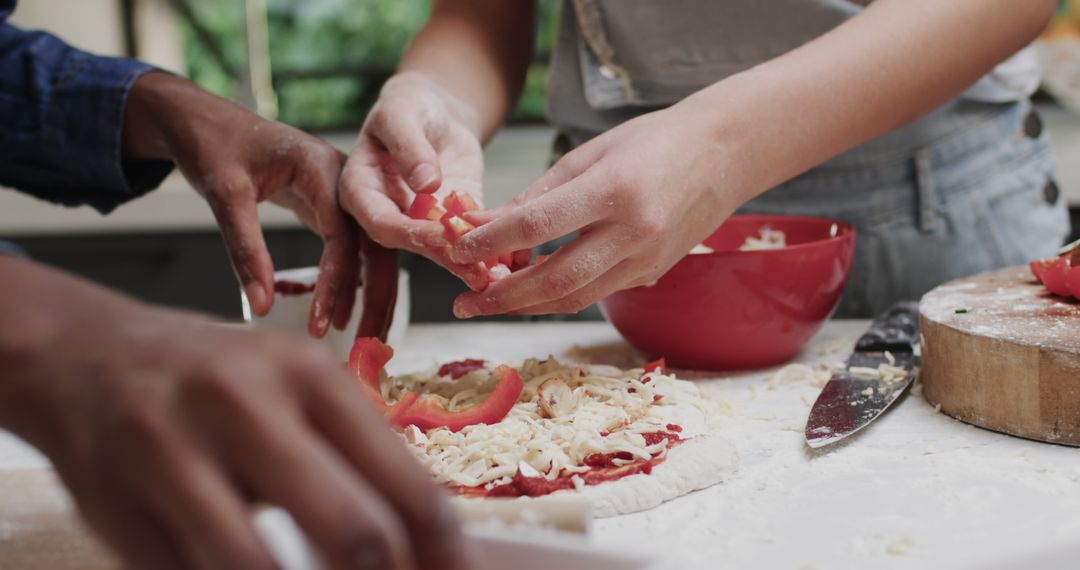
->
[0,0,173,219]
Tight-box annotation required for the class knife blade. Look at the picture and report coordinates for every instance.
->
[805,302,920,448]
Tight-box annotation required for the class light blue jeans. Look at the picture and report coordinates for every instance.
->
[740,98,1070,318]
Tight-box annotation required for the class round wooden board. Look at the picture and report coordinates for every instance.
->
[919,266,1080,446]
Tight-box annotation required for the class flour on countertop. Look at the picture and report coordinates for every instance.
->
[4,322,1080,570]
[578,322,1080,570]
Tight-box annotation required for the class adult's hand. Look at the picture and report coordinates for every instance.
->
[338,72,491,291]
[447,100,746,317]
[123,72,359,338]
[0,257,468,570]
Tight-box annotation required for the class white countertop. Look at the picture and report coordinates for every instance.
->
[2,320,1079,569]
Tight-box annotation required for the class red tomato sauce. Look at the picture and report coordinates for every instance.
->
[437,359,487,379]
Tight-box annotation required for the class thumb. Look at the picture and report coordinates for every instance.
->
[369,113,442,194]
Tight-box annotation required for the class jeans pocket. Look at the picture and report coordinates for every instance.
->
[984,173,1071,264]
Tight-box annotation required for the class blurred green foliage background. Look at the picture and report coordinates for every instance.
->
[180,0,559,130]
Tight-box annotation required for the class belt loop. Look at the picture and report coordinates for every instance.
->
[913,148,938,234]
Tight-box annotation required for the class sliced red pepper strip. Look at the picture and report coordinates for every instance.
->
[386,390,418,424]
[1030,258,1051,284]
[1042,257,1072,297]
[643,358,666,375]
[348,337,394,392]
[443,191,480,217]
[1068,264,1080,300]
[394,365,523,432]
[347,337,418,421]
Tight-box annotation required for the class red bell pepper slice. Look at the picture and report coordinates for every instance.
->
[441,213,476,243]
[1067,264,1080,300]
[348,337,394,392]
[1030,259,1050,284]
[643,358,666,375]
[443,191,479,217]
[407,193,446,221]
[347,337,418,420]
[1041,257,1072,298]
[385,390,418,424]
[394,365,523,431]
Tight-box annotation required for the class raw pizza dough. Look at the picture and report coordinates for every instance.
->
[392,360,737,517]
[538,432,736,517]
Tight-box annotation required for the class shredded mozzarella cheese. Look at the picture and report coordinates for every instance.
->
[739,226,787,251]
[389,358,714,490]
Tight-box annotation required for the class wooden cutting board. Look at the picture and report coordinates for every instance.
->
[919,266,1080,446]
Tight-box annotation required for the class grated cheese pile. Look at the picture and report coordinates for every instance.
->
[386,358,715,491]
[690,226,787,255]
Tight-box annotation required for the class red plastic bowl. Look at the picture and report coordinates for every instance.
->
[599,215,855,371]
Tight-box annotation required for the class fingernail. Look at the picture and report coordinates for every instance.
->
[454,299,476,319]
[308,300,330,338]
[408,163,438,192]
[246,283,268,316]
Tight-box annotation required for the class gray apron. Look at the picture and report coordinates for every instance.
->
[546,0,1069,318]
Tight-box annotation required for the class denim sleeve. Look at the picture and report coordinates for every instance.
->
[0,240,25,256]
[0,14,174,214]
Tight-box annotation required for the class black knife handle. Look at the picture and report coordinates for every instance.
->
[855,301,919,353]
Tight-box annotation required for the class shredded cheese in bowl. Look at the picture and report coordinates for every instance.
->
[738,226,787,251]
[691,226,787,255]
[387,358,716,492]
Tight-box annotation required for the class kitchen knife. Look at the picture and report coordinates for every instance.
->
[805,301,920,448]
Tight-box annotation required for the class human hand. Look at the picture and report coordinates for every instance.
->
[448,101,749,317]
[0,259,467,570]
[124,72,360,338]
[338,72,491,291]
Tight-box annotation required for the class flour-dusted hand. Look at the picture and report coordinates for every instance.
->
[0,257,469,570]
[123,72,359,338]
[339,72,490,291]
[448,100,749,317]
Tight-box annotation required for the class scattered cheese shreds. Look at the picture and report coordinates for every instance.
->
[767,363,835,390]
